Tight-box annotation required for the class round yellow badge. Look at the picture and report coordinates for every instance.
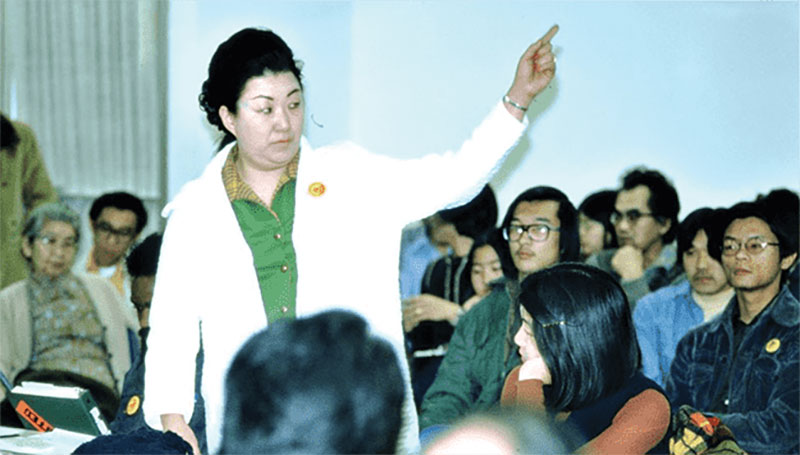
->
[308,182,326,197]
[126,396,141,415]
[765,338,781,354]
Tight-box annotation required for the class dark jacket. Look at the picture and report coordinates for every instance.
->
[419,279,520,429]
[666,286,799,455]
[110,328,208,455]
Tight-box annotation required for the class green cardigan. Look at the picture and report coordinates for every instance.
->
[419,279,521,428]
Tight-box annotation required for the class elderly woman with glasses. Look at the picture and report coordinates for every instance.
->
[0,202,139,424]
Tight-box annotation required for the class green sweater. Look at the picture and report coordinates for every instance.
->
[231,180,297,323]
[419,279,521,428]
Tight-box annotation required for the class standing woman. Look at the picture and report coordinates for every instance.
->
[501,263,670,453]
[144,25,559,453]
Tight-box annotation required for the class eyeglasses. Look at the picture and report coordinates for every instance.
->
[721,237,779,257]
[96,222,136,240]
[610,209,655,225]
[504,223,560,242]
[36,235,77,250]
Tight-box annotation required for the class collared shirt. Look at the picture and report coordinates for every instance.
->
[634,279,704,388]
[222,147,298,323]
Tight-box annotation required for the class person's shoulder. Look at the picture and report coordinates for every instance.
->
[0,280,28,305]
[636,279,690,310]
[586,249,615,270]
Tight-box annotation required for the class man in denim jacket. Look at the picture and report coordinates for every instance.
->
[666,200,799,455]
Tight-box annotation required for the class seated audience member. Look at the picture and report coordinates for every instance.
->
[502,263,670,453]
[0,113,57,290]
[587,167,681,308]
[577,189,617,260]
[109,233,208,453]
[419,186,580,437]
[403,185,498,406]
[219,310,405,454]
[399,219,446,301]
[666,200,799,454]
[0,203,138,423]
[634,208,734,387]
[424,407,570,455]
[76,192,148,298]
[404,227,506,408]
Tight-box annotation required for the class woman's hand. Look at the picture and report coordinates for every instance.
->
[504,24,559,120]
[402,294,462,332]
[161,413,200,454]
[518,357,552,385]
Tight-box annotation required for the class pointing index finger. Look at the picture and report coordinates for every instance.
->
[540,24,559,44]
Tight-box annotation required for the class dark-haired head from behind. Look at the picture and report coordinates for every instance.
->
[126,233,163,278]
[89,192,148,235]
[220,310,405,454]
[619,167,680,243]
[199,28,304,150]
[498,186,580,278]
[438,185,498,239]
[1,113,21,151]
[518,263,640,413]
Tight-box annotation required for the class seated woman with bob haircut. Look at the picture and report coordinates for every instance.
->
[501,262,670,454]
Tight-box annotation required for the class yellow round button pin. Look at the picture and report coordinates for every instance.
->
[765,338,780,354]
[126,395,141,415]
[308,182,326,197]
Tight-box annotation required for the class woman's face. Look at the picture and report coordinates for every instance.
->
[470,245,503,296]
[513,306,551,383]
[579,212,607,259]
[220,71,304,173]
[22,220,78,278]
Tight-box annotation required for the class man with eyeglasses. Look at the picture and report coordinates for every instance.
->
[76,192,148,300]
[587,167,680,308]
[666,199,799,454]
[419,186,579,440]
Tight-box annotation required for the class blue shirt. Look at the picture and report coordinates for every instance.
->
[633,280,703,388]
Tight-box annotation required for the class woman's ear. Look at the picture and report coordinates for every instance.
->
[21,236,33,260]
[219,105,237,137]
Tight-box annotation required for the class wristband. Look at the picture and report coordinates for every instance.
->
[503,94,528,112]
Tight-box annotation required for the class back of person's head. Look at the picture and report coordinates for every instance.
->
[620,167,680,243]
[89,192,148,234]
[126,233,163,278]
[22,202,81,246]
[220,310,405,454]
[200,27,304,150]
[0,113,21,151]
[578,189,618,249]
[425,407,572,455]
[498,186,580,277]
[518,262,639,413]
[756,188,799,258]
[437,185,498,239]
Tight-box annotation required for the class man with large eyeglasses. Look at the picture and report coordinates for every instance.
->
[587,167,680,309]
[419,186,580,439]
[666,198,799,454]
[76,192,148,301]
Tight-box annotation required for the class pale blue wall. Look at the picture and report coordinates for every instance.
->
[167,1,799,218]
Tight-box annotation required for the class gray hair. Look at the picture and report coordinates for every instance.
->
[22,202,81,244]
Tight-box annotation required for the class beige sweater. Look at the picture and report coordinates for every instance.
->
[0,273,138,402]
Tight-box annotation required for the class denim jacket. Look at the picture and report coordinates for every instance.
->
[666,286,799,454]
